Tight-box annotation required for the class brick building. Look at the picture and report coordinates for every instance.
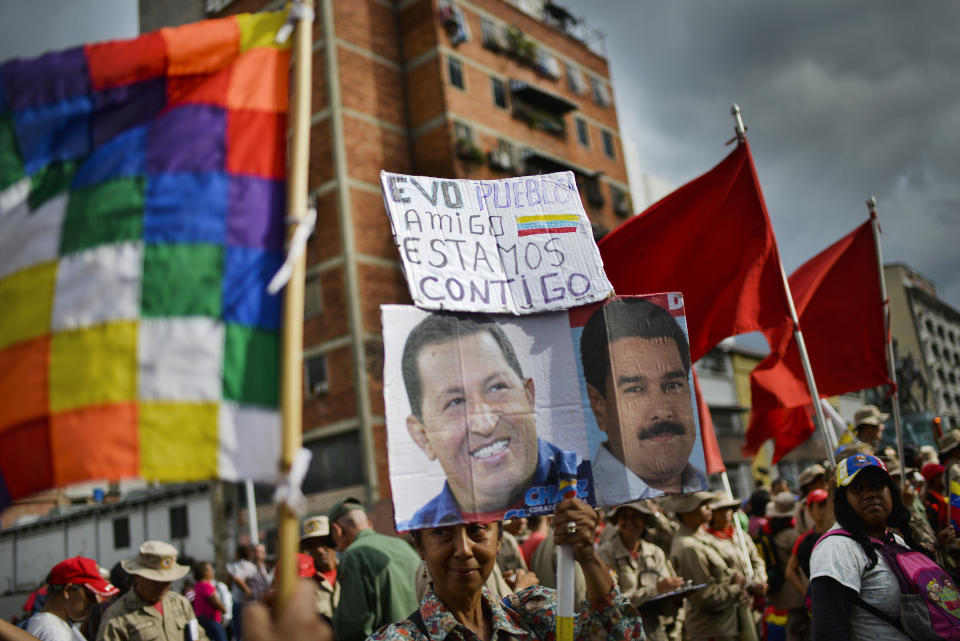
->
[141,0,632,520]
[884,263,960,433]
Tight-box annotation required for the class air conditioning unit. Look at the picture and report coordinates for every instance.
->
[488,149,513,171]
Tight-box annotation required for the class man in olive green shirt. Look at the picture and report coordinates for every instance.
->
[328,498,421,641]
[98,541,206,641]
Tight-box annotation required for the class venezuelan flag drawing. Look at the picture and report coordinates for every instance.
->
[0,11,291,505]
[950,478,960,532]
[516,214,580,237]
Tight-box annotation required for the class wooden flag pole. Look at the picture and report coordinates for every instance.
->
[868,197,905,474]
[730,104,836,468]
[277,0,314,607]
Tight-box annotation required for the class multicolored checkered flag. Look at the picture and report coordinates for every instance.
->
[0,11,292,503]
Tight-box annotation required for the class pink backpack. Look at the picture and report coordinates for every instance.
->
[817,529,960,640]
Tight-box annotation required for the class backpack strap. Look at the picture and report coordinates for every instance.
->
[407,609,430,638]
[850,594,907,634]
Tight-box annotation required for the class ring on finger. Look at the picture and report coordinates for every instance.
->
[566,521,577,534]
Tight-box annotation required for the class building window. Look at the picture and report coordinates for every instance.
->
[489,139,513,171]
[933,344,940,358]
[591,77,610,107]
[453,121,472,142]
[305,353,329,396]
[302,431,364,494]
[926,320,935,334]
[447,56,464,90]
[582,177,605,208]
[491,76,507,109]
[113,517,130,549]
[711,409,744,436]
[565,62,583,94]
[611,185,631,218]
[170,505,189,539]
[601,130,615,159]
[304,272,322,318]
[697,349,727,375]
[304,353,329,396]
[575,117,589,148]
[481,17,505,51]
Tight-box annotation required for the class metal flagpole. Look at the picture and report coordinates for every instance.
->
[867,197,905,473]
[731,104,835,468]
[245,479,259,545]
[721,472,754,579]
[720,471,760,641]
[277,0,314,607]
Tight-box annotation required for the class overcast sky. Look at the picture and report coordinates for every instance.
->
[0,0,137,61]
[565,0,960,310]
[1,1,956,307]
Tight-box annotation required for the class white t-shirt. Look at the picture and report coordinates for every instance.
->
[227,559,258,603]
[26,613,87,641]
[809,524,911,641]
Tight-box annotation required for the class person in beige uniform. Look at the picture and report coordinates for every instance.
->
[662,492,747,641]
[298,516,339,620]
[97,541,206,641]
[703,494,766,641]
[598,501,685,641]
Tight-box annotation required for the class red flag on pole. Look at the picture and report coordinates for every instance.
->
[744,220,892,461]
[599,141,792,362]
[693,367,726,474]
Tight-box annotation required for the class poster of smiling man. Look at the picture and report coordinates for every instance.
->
[383,305,594,531]
[382,294,707,530]
[573,293,708,505]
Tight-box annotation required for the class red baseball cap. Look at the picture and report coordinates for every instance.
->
[921,462,945,481]
[50,557,119,597]
[807,489,829,504]
[296,553,316,578]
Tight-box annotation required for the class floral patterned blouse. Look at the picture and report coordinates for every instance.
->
[367,584,644,641]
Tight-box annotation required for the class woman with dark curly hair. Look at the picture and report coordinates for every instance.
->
[808,454,924,640]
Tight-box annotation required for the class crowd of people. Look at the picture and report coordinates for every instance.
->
[5,413,960,641]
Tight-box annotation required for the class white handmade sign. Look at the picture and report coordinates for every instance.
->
[379,171,613,315]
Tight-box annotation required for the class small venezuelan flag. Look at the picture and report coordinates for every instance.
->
[516,214,580,237]
[950,479,960,532]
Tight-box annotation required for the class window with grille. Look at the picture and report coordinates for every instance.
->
[491,76,507,109]
[304,272,322,318]
[575,117,589,148]
[304,353,329,396]
[170,505,189,539]
[113,517,130,549]
[448,56,464,90]
[302,431,364,494]
[602,130,615,159]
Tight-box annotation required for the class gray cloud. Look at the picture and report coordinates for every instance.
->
[564,0,960,307]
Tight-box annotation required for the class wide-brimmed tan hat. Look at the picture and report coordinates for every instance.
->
[765,492,797,518]
[611,500,656,521]
[121,541,189,582]
[708,492,740,510]
[853,405,889,427]
[798,463,826,488]
[938,430,960,457]
[660,491,714,515]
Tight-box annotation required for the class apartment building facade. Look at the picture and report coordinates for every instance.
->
[885,262,960,432]
[139,0,633,517]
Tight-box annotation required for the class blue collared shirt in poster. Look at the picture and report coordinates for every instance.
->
[397,439,594,531]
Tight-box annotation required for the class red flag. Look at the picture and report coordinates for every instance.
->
[599,141,791,362]
[693,367,726,474]
[744,220,891,461]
